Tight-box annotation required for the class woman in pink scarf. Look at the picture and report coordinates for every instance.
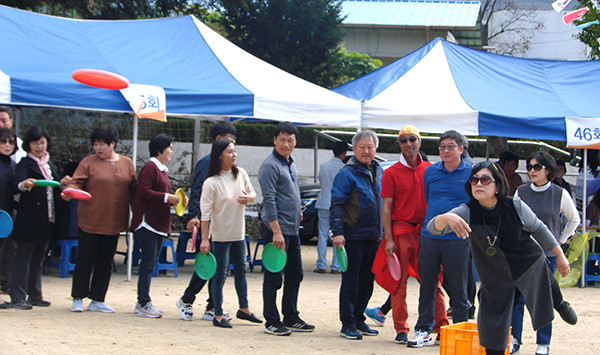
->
[10,126,63,309]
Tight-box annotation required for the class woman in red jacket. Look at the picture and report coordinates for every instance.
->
[131,134,186,318]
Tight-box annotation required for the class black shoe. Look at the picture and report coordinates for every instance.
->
[557,300,577,325]
[212,317,233,328]
[264,322,292,336]
[12,299,32,310]
[236,309,263,323]
[0,301,11,309]
[468,305,476,319]
[283,318,315,332]
[28,298,51,307]
[340,326,363,340]
[394,332,408,344]
[356,323,378,336]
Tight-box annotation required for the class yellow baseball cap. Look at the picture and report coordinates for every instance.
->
[399,125,421,139]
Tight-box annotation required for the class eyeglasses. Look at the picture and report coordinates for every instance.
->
[439,144,458,151]
[0,138,15,144]
[469,175,495,186]
[526,163,545,172]
[399,136,418,144]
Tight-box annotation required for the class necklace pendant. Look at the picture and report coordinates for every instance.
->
[486,246,496,256]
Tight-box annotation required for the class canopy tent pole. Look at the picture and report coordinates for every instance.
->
[582,149,588,287]
[126,113,139,282]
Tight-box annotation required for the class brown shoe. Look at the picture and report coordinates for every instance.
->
[331,270,341,274]
[313,268,326,274]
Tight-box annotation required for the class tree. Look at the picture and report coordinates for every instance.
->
[330,48,382,88]
[574,0,600,59]
[478,0,544,56]
[1,0,190,19]
[211,0,349,88]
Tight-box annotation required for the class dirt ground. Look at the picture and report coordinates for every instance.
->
[1,239,599,355]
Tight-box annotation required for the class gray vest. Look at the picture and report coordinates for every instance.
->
[517,183,562,257]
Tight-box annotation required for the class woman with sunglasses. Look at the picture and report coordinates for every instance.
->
[199,139,261,328]
[510,151,579,355]
[426,161,576,355]
[0,128,17,308]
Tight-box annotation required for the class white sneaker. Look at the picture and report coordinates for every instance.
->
[509,335,520,354]
[134,302,162,318]
[176,298,193,321]
[535,344,549,355]
[203,309,231,321]
[71,298,83,312]
[87,300,115,313]
[407,330,434,348]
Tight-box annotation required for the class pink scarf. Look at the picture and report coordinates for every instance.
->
[28,152,53,180]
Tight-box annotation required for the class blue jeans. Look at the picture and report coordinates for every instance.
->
[210,240,248,316]
[262,226,304,326]
[511,257,557,346]
[136,227,164,306]
[316,209,338,271]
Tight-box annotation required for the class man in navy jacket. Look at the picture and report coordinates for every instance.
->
[330,130,383,340]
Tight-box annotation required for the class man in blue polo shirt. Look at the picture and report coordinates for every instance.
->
[408,130,472,348]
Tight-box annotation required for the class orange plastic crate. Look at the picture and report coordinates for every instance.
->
[440,322,510,355]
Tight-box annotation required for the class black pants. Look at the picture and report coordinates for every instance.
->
[71,229,119,302]
[0,232,17,291]
[443,252,477,308]
[181,271,213,309]
[10,239,49,302]
[339,239,378,329]
[416,237,470,330]
[262,229,304,326]
[380,295,392,314]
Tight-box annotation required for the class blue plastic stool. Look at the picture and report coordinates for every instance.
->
[585,252,600,284]
[152,238,178,277]
[47,239,78,278]
[250,238,267,272]
[228,235,252,274]
[176,230,199,266]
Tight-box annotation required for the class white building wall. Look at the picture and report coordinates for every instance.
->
[489,9,589,60]
[342,28,451,64]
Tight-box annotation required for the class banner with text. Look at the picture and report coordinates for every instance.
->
[120,84,166,122]
[566,117,600,148]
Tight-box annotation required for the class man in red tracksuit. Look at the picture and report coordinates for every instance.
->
[380,125,448,345]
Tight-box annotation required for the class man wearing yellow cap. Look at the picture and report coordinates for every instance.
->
[379,125,449,344]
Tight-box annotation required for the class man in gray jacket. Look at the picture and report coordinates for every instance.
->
[259,122,315,336]
[314,141,347,274]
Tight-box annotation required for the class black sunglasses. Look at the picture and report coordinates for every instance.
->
[0,138,15,144]
[526,163,545,172]
[474,160,501,172]
[469,175,495,186]
[399,136,418,144]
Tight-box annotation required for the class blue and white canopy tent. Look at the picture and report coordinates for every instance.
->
[0,5,361,280]
[333,37,600,141]
[334,37,600,285]
[0,5,360,126]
